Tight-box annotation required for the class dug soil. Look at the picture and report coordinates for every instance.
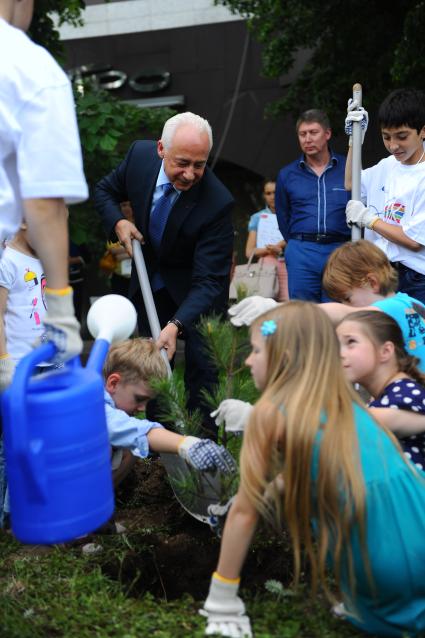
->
[99,457,294,601]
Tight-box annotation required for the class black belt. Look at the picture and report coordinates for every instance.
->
[289,233,350,244]
[391,261,424,276]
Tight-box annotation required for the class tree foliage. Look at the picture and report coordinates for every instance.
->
[26,1,176,249]
[28,0,85,61]
[215,0,425,129]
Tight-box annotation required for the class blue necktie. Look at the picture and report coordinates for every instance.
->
[149,182,175,252]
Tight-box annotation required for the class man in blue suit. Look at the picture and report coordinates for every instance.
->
[95,112,234,434]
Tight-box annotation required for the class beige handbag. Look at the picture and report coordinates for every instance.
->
[229,252,278,300]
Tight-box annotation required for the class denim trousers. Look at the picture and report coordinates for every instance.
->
[395,263,425,305]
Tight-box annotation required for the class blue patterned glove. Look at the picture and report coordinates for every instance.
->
[178,437,237,474]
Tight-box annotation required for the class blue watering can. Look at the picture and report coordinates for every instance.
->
[2,294,137,544]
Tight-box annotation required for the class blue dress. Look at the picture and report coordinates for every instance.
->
[313,403,425,636]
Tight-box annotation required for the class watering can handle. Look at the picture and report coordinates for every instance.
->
[9,342,64,502]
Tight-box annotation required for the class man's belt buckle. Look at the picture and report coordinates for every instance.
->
[316,234,327,242]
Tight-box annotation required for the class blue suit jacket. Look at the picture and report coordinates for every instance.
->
[94,140,234,328]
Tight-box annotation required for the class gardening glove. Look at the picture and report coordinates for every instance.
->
[43,287,83,364]
[0,356,15,392]
[207,497,235,537]
[228,296,280,327]
[178,436,238,475]
[346,199,379,229]
[200,573,252,637]
[345,99,368,146]
[210,399,253,433]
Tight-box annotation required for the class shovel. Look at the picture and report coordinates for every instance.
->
[132,239,235,524]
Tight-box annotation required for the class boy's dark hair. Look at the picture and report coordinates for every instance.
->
[296,109,330,132]
[378,88,425,134]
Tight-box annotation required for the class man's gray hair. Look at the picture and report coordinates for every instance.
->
[161,112,213,150]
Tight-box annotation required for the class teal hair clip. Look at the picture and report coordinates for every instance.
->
[261,319,277,336]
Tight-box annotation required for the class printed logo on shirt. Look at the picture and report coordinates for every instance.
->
[383,199,406,225]
[405,307,425,351]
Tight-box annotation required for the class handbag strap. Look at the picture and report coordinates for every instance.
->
[247,251,256,269]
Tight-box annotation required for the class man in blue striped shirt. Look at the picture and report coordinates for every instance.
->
[276,109,350,301]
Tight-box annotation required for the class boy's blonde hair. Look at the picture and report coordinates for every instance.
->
[103,338,167,388]
[241,301,370,601]
[323,239,398,301]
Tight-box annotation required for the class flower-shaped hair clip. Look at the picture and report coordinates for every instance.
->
[261,319,277,337]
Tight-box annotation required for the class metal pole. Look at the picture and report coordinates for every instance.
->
[132,240,172,376]
[351,83,363,241]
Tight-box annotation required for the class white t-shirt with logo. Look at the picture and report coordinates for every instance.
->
[362,155,425,273]
[0,19,88,252]
[0,246,47,362]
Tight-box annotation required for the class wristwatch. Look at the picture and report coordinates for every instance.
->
[167,318,184,337]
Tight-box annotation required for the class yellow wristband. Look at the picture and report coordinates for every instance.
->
[213,571,241,585]
[45,286,72,296]
[177,436,187,451]
[369,217,380,230]
[0,354,10,360]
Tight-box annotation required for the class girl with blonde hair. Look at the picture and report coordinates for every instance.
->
[201,301,425,638]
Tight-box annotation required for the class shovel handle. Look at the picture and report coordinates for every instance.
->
[132,240,172,377]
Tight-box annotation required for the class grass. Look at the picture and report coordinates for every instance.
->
[0,530,374,638]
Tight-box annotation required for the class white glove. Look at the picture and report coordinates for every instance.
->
[207,497,235,537]
[228,296,279,327]
[43,287,83,364]
[178,436,237,474]
[210,399,253,433]
[346,200,379,229]
[345,99,369,145]
[0,356,15,392]
[200,573,252,637]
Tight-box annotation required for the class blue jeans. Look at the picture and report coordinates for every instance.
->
[396,263,425,305]
[285,239,345,302]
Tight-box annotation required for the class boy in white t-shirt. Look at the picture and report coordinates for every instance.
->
[345,88,425,304]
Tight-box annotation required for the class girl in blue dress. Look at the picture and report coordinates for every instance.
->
[200,301,425,638]
[337,309,425,471]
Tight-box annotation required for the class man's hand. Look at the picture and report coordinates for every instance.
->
[43,287,83,364]
[178,436,237,474]
[156,322,178,360]
[200,574,252,637]
[228,296,280,327]
[115,219,144,258]
[346,200,379,229]
[345,100,369,146]
[0,356,15,392]
[210,399,253,433]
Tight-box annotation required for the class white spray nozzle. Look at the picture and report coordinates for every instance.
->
[86,294,137,344]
